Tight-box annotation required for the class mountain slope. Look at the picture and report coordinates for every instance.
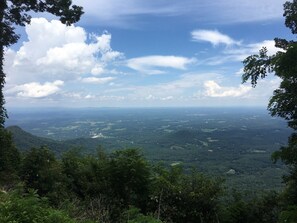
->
[6,126,67,154]
[6,126,107,155]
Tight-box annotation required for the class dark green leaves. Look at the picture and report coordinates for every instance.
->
[284,0,297,34]
[242,3,297,128]
[242,0,297,213]
[242,47,275,87]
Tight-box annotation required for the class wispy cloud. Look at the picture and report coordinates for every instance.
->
[81,77,116,84]
[73,0,284,27]
[197,40,281,66]
[127,55,195,75]
[191,30,240,46]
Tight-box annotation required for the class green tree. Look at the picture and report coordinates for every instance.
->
[220,191,279,223]
[242,0,297,128]
[108,148,151,210]
[61,148,115,222]
[150,164,222,223]
[242,1,297,176]
[242,0,297,220]
[61,148,89,199]
[19,147,65,204]
[0,128,20,187]
[0,0,83,128]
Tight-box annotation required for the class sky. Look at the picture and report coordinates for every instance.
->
[3,0,294,108]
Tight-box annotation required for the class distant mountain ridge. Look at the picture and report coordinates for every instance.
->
[6,126,105,155]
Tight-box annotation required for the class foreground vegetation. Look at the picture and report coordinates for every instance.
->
[0,128,296,222]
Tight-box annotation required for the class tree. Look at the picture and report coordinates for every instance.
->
[0,128,20,186]
[242,0,297,129]
[242,0,297,217]
[0,0,83,128]
[149,164,223,223]
[19,146,65,204]
[108,148,151,210]
[243,1,297,164]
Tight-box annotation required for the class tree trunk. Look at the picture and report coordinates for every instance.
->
[0,1,7,128]
[157,188,163,220]
[0,44,6,128]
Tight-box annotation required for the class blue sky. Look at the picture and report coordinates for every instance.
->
[3,0,294,108]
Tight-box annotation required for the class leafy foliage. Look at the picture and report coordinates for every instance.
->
[0,189,81,223]
[0,143,288,222]
[109,149,151,210]
[123,207,163,223]
[242,1,297,131]
[220,191,280,223]
[242,0,297,219]
[149,164,223,223]
[0,128,20,186]
[19,147,66,205]
[0,146,230,222]
[279,205,297,223]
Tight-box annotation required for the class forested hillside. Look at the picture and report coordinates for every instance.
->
[0,134,283,222]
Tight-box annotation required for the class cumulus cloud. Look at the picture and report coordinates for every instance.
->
[191,30,240,46]
[6,80,64,98]
[4,18,123,85]
[81,77,116,84]
[204,80,251,97]
[127,55,195,74]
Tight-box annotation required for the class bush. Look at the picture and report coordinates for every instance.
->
[0,189,79,223]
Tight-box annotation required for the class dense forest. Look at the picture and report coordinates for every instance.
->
[1,0,297,222]
[0,135,286,223]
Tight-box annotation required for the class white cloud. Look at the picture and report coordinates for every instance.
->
[85,94,95,99]
[4,18,123,85]
[247,40,281,56]
[204,80,251,97]
[235,68,244,77]
[106,73,221,100]
[127,55,195,74]
[161,96,174,101]
[199,40,282,66]
[73,0,283,27]
[6,80,64,98]
[73,0,177,27]
[191,30,240,46]
[81,77,116,84]
[222,40,280,59]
